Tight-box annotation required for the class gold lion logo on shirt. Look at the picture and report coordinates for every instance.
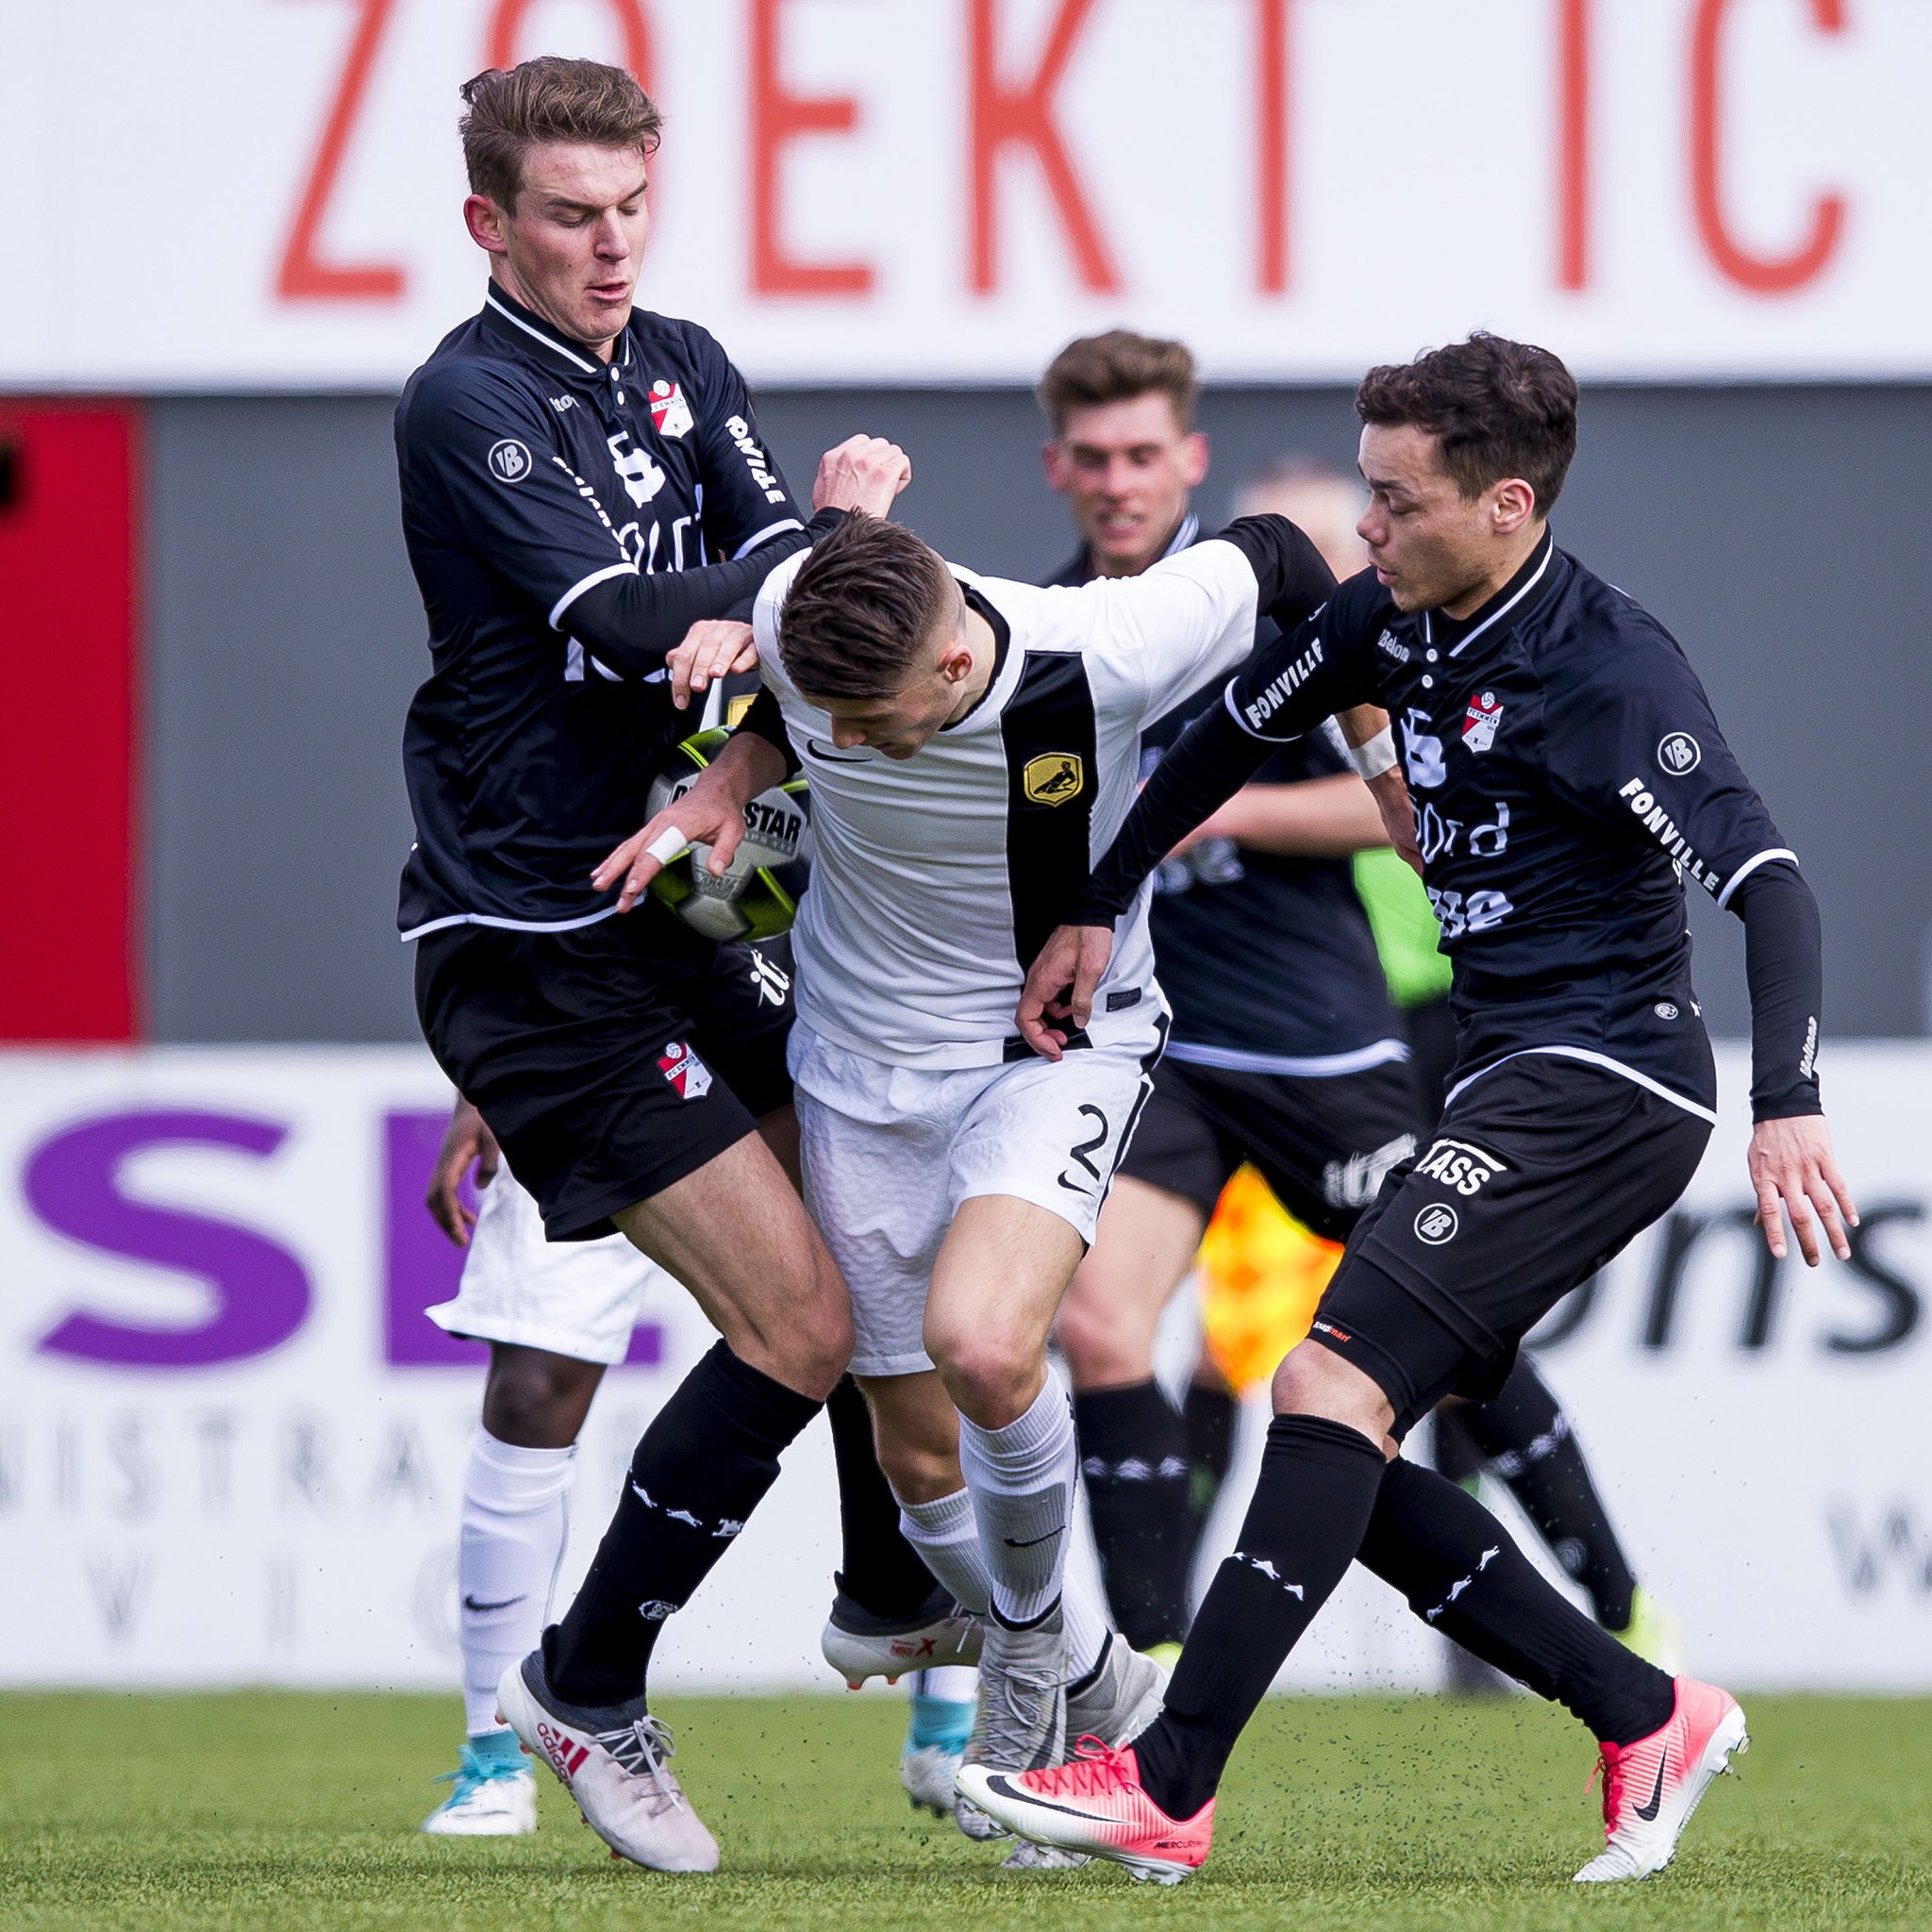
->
[1023,753,1085,807]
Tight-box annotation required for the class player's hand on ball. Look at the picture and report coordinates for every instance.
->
[813,435,912,518]
[1366,767,1424,874]
[1017,923,1114,1062]
[594,738,783,911]
[1748,1113,1857,1266]
[425,1095,499,1248]
[668,620,757,709]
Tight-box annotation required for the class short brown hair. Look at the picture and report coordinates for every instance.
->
[459,58,662,210]
[1037,330,1199,437]
[778,516,960,699]
[1355,332,1578,513]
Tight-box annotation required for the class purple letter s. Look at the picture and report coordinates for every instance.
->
[27,1110,311,1368]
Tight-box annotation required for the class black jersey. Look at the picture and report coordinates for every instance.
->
[395,283,822,939]
[1044,519,1403,1070]
[1076,524,1814,1124]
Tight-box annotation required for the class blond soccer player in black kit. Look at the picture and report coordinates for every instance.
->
[963,334,1856,1886]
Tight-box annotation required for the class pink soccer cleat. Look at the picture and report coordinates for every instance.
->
[955,1736,1214,1886]
[1574,1676,1749,1882]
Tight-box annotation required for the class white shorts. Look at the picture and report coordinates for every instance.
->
[790,1016,1166,1378]
[425,1164,666,1366]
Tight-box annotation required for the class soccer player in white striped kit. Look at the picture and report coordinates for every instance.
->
[594,509,1380,1830]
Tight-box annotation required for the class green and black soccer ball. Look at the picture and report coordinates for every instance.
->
[646,728,811,942]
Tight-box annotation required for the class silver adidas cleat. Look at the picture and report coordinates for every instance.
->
[496,1652,719,1873]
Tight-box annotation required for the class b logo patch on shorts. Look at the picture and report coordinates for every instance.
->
[1414,1203,1459,1245]
[658,1040,713,1100]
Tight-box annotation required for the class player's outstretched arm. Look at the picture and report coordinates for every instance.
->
[1749,1114,1857,1267]
[425,1095,499,1248]
[593,727,788,912]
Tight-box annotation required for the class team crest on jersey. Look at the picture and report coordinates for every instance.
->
[1023,753,1085,807]
[1462,690,1503,752]
[650,379,695,440]
[658,1040,713,1100]
[487,439,532,484]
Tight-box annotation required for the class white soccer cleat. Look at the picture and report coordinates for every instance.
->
[900,1740,964,1819]
[1574,1676,1749,1883]
[420,1739,537,1836]
[496,1653,719,1873]
[821,1585,983,1690]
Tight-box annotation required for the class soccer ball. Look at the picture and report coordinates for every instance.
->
[646,729,811,942]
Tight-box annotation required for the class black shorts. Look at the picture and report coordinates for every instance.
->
[1307,1054,1711,1435]
[414,910,796,1241]
[1115,1050,1421,1242]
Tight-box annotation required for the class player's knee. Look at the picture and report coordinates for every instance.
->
[481,1348,599,1447]
[1271,1338,1388,1435]
[871,1426,959,1505]
[926,1321,1038,1428]
[1054,1274,1146,1388]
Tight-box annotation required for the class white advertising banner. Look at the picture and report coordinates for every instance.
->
[2,1042,1927,1693]
[3,1,1929,390]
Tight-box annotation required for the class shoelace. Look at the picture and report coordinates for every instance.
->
[1028,1734,1138,1800]
[1587,1744,1626,1837]
[593,1713,688,1814]
[435,1748,527,1793]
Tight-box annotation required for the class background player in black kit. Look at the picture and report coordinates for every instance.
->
[1035,333,1674,1674]
[966,333,1857,1885]
[392,58,940,1873]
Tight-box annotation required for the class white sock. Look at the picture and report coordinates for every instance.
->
[914,1664,979,1702]
[958,1364,1079,1629]
[898,1486,991,1616]
[458,1426,576,1736]
[1062,1567,1110,1683]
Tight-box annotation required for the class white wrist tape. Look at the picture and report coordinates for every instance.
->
[1347,727,1398,782]
[645,825,690,866]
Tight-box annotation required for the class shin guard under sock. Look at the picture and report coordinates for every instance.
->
[1357,1456,1673,1744]
[547,1341,821,1706]
[1132,1412,1387,1818]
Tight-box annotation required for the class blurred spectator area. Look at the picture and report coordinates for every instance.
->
[1,385,1923,1044]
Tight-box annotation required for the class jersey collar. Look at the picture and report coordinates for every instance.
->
[479,282,636,384]
[942,582,1014,731]
[1422,526,1558,658]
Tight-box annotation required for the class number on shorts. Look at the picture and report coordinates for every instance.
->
[1059,1105,1111,1192]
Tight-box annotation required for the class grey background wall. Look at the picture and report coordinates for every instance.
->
[146,384,1929,1045]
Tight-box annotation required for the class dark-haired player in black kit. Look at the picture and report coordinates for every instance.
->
[393,57,956,1873]
[1034,333,1674,1674]
[964,333,1857,1885]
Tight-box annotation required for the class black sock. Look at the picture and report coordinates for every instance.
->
[1181,1378,1239,1526]
[1454,1358,1639,1631]
[1074,1381,1193,1650]
[547,1341,821,1706]
[1430,1402,1487,1487]
[824,1374,941,1621]
[1357,1457,1673,1745]
[1132,1413,1386,1818]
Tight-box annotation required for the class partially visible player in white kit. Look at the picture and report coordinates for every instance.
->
[597,511,1393,1826]
[417,1101,665,1834]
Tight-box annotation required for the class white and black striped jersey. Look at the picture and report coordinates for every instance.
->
[751,521,1334,1067]
[394,282,828,941]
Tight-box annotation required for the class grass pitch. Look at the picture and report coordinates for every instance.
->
[2,1690,1925,1930]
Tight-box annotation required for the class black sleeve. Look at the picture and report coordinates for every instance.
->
[736,682,801,780]
[1067,587,1379,925]
[1215,514,1339,635]
[1732,861,1824,1120]
[559,510,841,679]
